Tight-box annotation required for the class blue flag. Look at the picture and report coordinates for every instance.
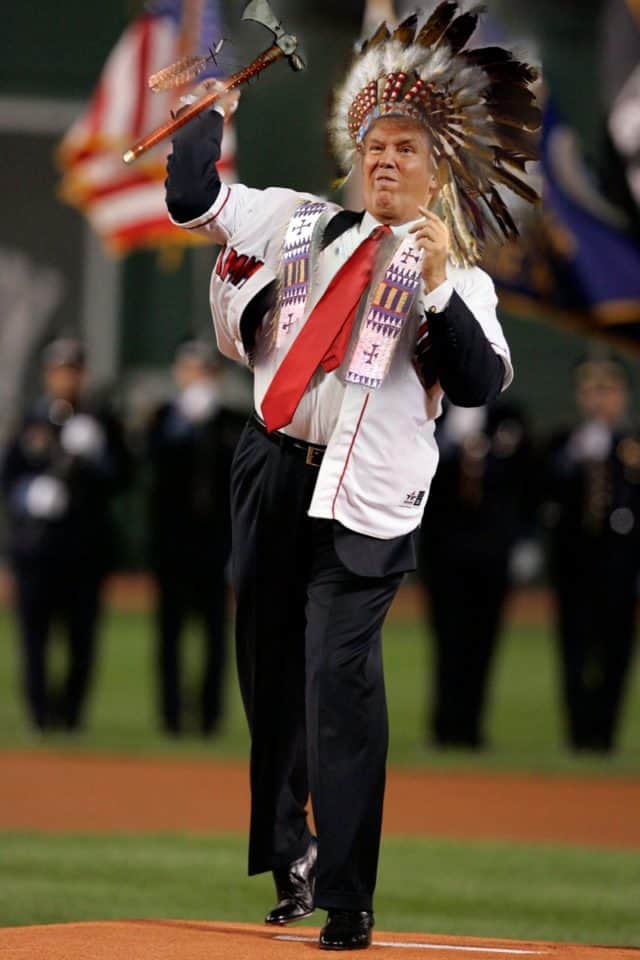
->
[484,104,640,351]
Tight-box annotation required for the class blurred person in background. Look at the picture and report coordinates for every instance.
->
[541,358,640,752]
[418,400,533,750]
[146,339,244,737]
[0,338,130,733]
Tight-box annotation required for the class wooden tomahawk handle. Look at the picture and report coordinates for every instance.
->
[123,43,284,164]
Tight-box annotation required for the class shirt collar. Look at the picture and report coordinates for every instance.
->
[359,209,422,239]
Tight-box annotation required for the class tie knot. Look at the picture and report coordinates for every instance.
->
[369,224,392,242]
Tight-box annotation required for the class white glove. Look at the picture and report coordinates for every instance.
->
[509,539,544,585]
[442,405,487,445]
[25,475,69,519]
[568,421,612,463]
[177,382,220,423]
[60,414,106,459]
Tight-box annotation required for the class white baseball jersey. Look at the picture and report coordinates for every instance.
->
[170,183,512,539]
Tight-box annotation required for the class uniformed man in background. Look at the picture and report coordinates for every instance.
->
[146,340,244,736]
[1,338,130,732]
[418,400,532,749]
[541,358,640,752]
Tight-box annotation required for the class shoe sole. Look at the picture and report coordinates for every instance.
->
[318,941,371,951]
[264,908,315,926]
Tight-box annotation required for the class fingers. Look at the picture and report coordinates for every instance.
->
[418,205,445,223]
[414,237,444,256]
[226,89,241,108]
[192,78,223,97]
[192,79,241,119]
[410,216,447,238]
[411,227,444,247]
[411,222,440,238]
[410,210,449,260]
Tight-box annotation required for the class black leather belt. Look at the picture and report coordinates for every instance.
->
[251,413,326,467]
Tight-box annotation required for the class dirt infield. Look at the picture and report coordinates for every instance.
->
[2,752,639,849]
[0,920,638,960]
[0,572,555,625]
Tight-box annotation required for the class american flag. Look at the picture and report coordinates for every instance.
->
[58,0,235,254]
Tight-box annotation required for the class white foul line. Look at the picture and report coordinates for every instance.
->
[274,934,545,955]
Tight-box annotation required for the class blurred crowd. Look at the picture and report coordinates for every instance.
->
[1,338,638,754]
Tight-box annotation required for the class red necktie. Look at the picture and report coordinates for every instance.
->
[261,224,391,433]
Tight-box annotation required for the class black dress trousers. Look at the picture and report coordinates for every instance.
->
[14,558,101,730]
[551,543,637,751]
[230,420,406,912]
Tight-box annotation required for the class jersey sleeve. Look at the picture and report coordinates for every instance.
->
[165,107,304,247]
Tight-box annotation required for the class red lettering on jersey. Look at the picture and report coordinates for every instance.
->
[215,246,263,288]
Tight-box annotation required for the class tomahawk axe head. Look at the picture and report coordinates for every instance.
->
[241,0,306,70]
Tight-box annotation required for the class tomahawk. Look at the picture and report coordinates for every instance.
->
[123,0,305,165]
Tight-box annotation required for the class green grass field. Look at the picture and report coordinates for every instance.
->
[1,833,638,945]
[0,605,639,944]
[0,606,638,774]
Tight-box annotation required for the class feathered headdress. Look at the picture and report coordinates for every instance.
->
[329,2,541,265]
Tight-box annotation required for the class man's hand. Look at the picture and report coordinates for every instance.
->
[176,79,240,122]
[409,206,450,292]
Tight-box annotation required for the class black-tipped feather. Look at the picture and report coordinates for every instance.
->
[460,191,488,241]
[393,13,418,48]
[461,46,512,67]
[440,9,485,54]
[477,60,539,86]
[483,187,519,239]
[493,148,529,172]
[489,123,539,160]
[416,1,458,47]
[487,82,537,109]
[478,203,510,244]
[367,22,391,49]
[491,163,540,204]
[485,83,542,130]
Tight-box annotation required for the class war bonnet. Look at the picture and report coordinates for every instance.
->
[329,2,542,265]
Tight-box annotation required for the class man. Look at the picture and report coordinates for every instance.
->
[541,358,640,752]
[418,400,532,749]
[165,5,539,949]
[1,338,129,732]
[146,339,244,736]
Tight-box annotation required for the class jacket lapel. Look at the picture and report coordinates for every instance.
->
[321,210,365,250]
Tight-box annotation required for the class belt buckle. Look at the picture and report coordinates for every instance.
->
[306,445,323,467]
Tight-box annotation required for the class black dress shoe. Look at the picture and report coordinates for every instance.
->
[264,837,317,925]
[319,910,374,950]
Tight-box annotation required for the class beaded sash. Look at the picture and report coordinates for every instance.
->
[277,205,425,388]
[346,235,424,388]
[276,200,327,348]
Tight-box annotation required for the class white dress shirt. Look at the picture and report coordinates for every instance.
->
[275,210,453,446]
[171,183,512,538]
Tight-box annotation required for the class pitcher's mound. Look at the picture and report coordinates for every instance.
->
[0,920,638,959]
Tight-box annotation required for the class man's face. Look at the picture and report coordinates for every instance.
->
[44,364,84,402]
[360,117,437,225]
[577,379,628,425]
[173,358,213,390]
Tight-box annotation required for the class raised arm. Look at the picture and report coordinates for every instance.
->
[164,89,314,365]
[166,108,225,228]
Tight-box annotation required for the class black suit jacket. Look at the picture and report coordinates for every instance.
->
[333,521,418,578]
[166,110,505,578]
